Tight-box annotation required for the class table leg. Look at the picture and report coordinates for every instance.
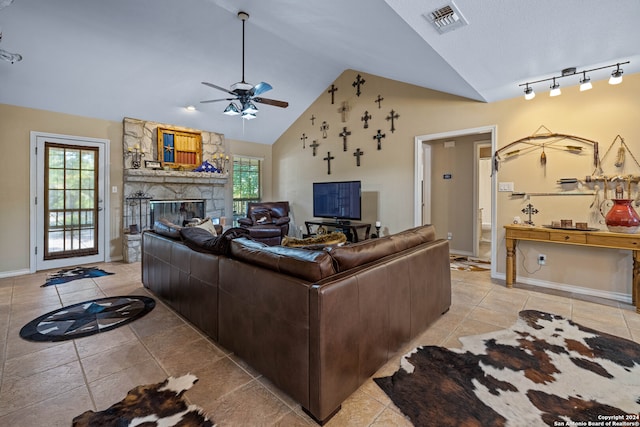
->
[505,238,516,288]
[633,250,640,313]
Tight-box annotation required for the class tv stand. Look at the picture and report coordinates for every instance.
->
[305,220,371,243]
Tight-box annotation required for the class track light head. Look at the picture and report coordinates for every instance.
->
[609,64,623,85]
[549,78,561,97]
[579,72,592,91]
[524,84,535,100]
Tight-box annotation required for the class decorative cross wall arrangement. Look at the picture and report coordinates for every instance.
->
[353,148,364,166]
[361,111,372,129]
[352,74,366,97]
[320,121,329,139]
[324,151,335,175]
[339,127,352,151]
[327,84,338,105]
[300,133,308,149]
[386,109,399,133]
[309,140,319,156]
[373,129,386,150]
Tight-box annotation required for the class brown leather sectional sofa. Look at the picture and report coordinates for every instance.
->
[142,224,451,424]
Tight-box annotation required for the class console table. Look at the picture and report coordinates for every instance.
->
[305,220,371,243]
[504,224,640,313]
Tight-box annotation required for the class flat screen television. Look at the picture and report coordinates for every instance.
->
[313,180,361,222]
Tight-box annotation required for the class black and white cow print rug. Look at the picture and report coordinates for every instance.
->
[72,374,214,427]
[375,310,640,427]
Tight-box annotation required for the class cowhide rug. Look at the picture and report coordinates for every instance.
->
[72,374,215,427]
[374,310,640,427]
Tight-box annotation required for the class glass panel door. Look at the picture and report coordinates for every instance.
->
[44,143,99,260]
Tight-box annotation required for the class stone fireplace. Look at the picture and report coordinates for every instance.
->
[122,117,231,262]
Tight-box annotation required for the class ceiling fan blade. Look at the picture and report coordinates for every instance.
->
[252,82,273,96]
[200,98,235,104]
[201,81,234,95]
[254,97,289,108]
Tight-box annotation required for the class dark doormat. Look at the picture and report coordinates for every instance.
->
[42,266,115,287]
[19,296,155,342]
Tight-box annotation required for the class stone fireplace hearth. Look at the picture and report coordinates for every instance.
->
[122,117,231,262]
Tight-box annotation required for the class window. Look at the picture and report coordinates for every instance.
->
[232,156,261,225]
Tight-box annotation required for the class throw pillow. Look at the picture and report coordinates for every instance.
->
[186,217,218,236]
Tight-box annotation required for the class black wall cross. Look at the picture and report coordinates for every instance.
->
[353,148,364,167]
[339,127,352,151]
[352,74,366,97]
[324,151,335,175]
[361,111,372,129]
[309,140,319,156]
[320,121,329,139]
[373,129,386,150]
[375,94,384,109]
[310,114,316,126]
[338,101,350,123]
[385,109,399,133]
[300,133,308,149]
[327,84,338,105]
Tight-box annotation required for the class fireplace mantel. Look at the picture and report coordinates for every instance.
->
[124,168,228,185]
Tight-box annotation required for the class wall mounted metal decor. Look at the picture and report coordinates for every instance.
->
[310,114,316,126]
[324,152,335,175]
[310,140,319,156]
[373,129,386,150]
[352,74,366,97]
[320,121,329,139]
[353,148,364,167]
[300,133,308,149]
[386,109,399,133]
[361,111,372,129]
[375,94,384,109]
[338,101,350,122]
[327,84,338,104]
[339,127,352,151]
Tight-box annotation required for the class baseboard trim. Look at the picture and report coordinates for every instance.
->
[491,272,632,305]
[0,268,32,279]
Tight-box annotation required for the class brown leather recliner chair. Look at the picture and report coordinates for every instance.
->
[238,201,291,246]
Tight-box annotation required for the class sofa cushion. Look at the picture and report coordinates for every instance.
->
[186,217,218,235]
[251,209,273,225]
[230,237,336,282]
[326,224,436,272]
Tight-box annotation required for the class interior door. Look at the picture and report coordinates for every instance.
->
[33,133,108,271]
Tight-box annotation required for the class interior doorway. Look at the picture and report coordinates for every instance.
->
[30,132,110,272]
[476,141,492,261]
[414,126,497,275]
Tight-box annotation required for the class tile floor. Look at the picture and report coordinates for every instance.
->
[0,262,638,426]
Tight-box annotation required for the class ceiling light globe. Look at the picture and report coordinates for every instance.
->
[609,70,623,85]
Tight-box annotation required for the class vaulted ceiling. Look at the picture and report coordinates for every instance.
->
[1,0,638,144]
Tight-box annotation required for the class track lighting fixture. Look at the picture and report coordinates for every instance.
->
[609,64,624,85]
[524,84,535,100]
[579,71,592,91]
[520,61,629,100]
[549,78,561,97]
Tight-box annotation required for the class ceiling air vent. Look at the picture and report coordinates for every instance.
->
[424,1,468,34]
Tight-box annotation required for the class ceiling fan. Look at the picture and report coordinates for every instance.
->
[200,11,288,120]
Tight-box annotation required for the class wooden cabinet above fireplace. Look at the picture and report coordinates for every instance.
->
[157,127,202,169]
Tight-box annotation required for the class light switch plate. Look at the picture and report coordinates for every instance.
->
[498,182,514,192]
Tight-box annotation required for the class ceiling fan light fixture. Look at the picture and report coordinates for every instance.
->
[242,102,258,114]
[223,103,240,116]
[242,112,257,120]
